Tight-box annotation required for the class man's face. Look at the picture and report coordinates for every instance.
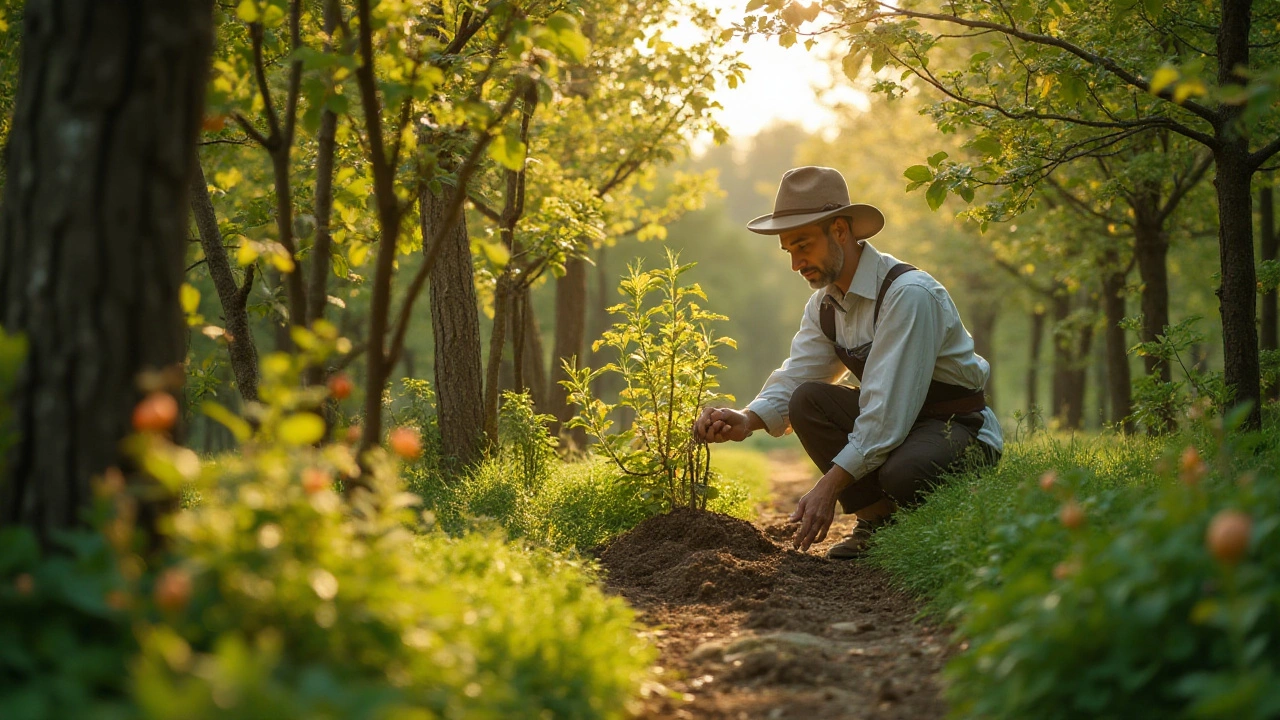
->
[780,221,845,290]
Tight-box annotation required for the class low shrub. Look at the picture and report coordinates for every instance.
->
[135,439,650,719]
[869,414,1280,719]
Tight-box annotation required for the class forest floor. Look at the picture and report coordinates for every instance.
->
[603,449,953,720]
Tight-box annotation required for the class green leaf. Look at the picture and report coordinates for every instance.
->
[488,131,527,172]
[745,0,767,11]
[203,402,252,442]
[904,165,934,183]
[180,284,201,314]
[928,151,949,168]
[926,180,948,211]
[236,0,260,23]
[1150,65,1179,95]
[279,413,326,445]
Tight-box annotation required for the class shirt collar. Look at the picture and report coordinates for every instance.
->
[848,240,884,301]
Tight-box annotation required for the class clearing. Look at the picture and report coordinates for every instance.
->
[602,449,953,720]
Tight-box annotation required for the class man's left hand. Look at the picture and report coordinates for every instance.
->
[789,466,854,552]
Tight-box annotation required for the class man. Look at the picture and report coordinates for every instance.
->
[693,166,1002,559]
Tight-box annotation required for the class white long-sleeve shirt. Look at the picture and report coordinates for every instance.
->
[745,240,1003,481]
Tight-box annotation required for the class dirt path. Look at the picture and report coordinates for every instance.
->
[607,449,952,720]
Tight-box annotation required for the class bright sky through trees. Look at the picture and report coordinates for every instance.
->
[677,0,866,143]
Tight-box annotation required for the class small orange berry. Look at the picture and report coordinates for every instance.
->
[1060,501,1085,530]
[1053,560,1080,580]
[389,426,422,460]
[154,569,193,613]
[132,392,179,433]
[1179,446,1208,485]
[14,573,34,595]
[327,374,354,400]
[106,590,131,611]
[302,467,330,495]
[1039,470,1057,492]
[1206,510,1252,565]
[344,425,362,445]
[201,114,228,132]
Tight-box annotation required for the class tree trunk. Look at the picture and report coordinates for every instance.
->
[1212,0,1261,429]
[190,160,259,403]
[546,255,587,440]
[1064,313,1094,431]
[1027,307,1045,428]
[1050,292,1071,425]
[306,0,340,331]
[968,299,998,410]
[1133,220,1171,384]
[519,284,548,409]
[1214,140,1260,427]
[426,185,484,468]
[1101,262,1133,431]
[1260,185,1277,400]
[484,272,514,443]
[0,0,214,544]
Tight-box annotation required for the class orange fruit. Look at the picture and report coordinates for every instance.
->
[1179,446,1207,485]
[344,425,362,444]
[14,573,33,596]
[1206,510,1252,565]
[133,392,178,433]
[327,374,354,400]
[154,569,193,613]
[389,427,422,460]
[1038,470,1057,492]
[1060,501,1085,530]
[201,114,228,132]
[302,467,330,495]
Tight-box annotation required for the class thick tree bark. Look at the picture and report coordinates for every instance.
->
[1215,141,1260,425]
[1212,0,1261,429]
[1101,260,1133,431]
[1260,185,1277,400]
[190,160,259,403]
[0,0,215,543]
[426,185,484,468]
[546,255,587,439]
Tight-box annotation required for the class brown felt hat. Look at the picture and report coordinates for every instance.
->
[747,166,885,238]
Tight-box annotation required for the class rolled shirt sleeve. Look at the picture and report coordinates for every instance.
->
[831,282,947,480]
[745,291,846,436]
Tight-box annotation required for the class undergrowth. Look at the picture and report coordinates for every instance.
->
[868,413,1280,719]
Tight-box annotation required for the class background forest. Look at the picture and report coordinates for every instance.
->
[2,0,1280,718]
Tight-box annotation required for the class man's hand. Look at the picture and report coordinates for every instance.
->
[693,407,752,444]
[789,466,855,552]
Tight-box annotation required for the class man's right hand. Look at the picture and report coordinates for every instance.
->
[694,407,752,443]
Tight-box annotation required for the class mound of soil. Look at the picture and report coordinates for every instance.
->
[609,455,955,720]
[599,507,780,603]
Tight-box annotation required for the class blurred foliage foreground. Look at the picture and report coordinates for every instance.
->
[868,407,1280,720]
[0,343,768,720]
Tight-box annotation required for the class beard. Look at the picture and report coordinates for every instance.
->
[800,236,844,290]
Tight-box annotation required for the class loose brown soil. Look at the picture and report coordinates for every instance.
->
[602,449,952,719]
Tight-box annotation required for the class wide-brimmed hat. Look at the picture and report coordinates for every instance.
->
[747,166,885,238]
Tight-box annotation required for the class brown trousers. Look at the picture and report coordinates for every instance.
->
[788,382,999,514]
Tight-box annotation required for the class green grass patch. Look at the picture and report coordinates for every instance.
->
[407,443,774,554]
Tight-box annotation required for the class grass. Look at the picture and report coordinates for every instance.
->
[865,431,1170,617]
[407,443,775,554]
